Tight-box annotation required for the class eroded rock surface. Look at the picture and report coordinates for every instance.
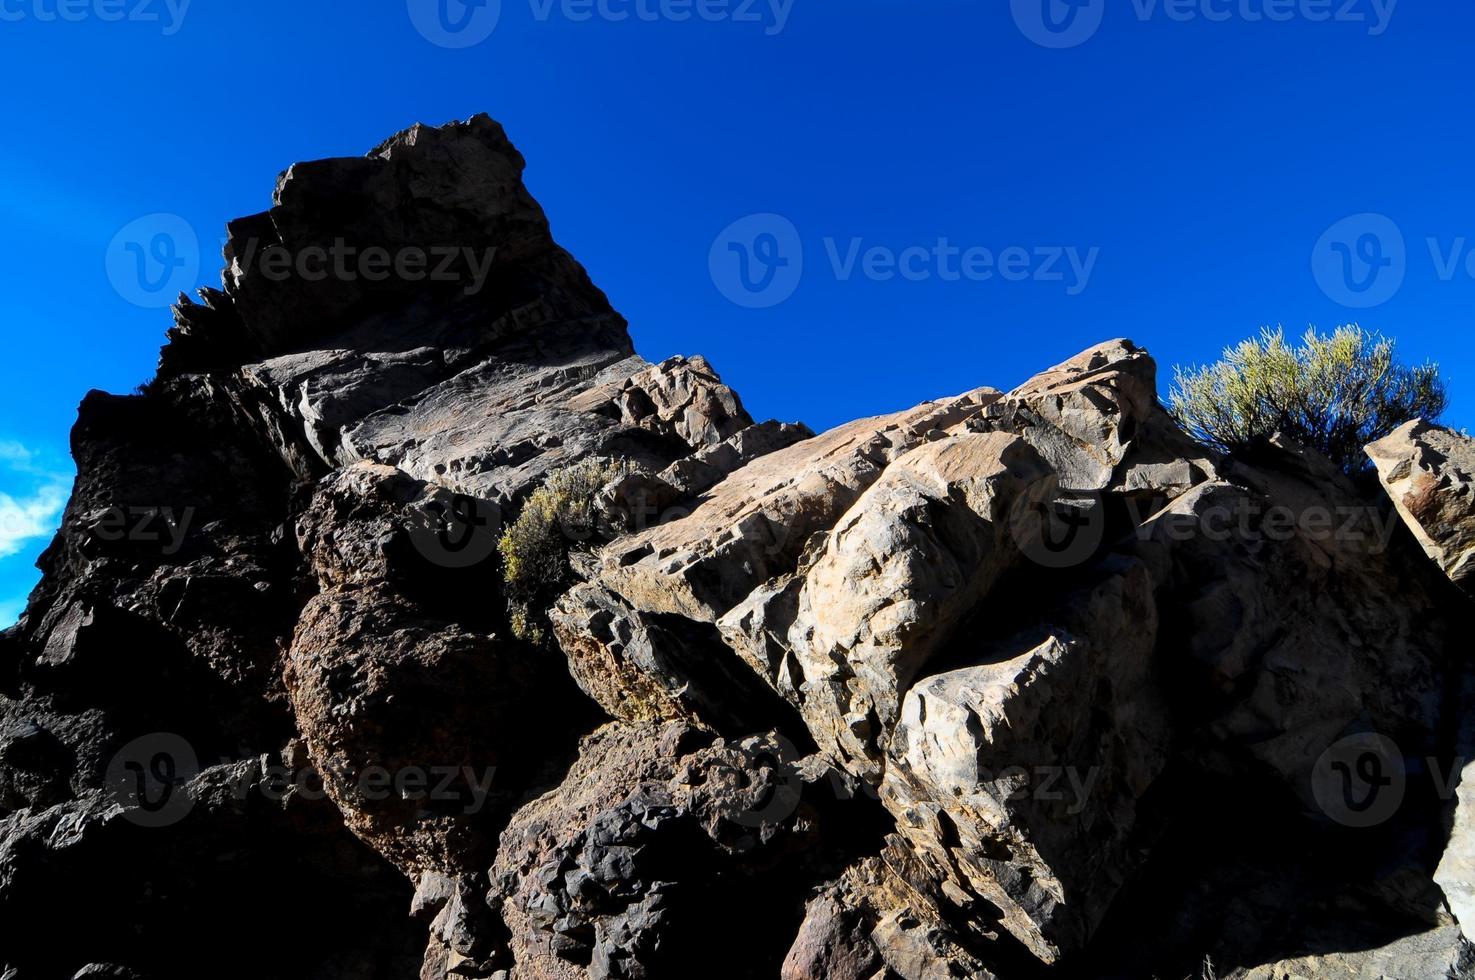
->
[882,557,1168,963]
[1368,419,1475,594]
[490,721,875,979]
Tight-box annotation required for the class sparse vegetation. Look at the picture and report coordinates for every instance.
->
[1169,325,1448,473]
[498,457,631,644]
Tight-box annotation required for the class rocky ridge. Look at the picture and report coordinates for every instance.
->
[2,115,1475,980]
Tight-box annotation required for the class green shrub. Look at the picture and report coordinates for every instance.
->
[1169,325,1447,473]
[499,457,631,644]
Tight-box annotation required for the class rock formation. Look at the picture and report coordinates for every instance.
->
[1369,419,1475,596]
[3,115,1475,980]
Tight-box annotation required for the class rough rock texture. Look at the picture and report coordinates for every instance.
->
[489,721,876,979]
[881,557,1168,963]
[0,116,788,980]
[170,115,754,512]
[285,462,597,889]
[1435,664,1475,949]
[786,430,1057,782]
[1241,925,1473,980]
[1368,419,1475,595]
[780,888,883,980]
[551,335,1474,973]
[4,115,1475,980]
[1133,448,1454,796]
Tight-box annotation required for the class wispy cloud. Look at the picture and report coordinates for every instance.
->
[0,439,71,560]
[0,441,37,466]
[0,484,67,559]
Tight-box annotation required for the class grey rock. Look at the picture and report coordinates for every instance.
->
[1241,924,1474,979]
[882,558,1168,964]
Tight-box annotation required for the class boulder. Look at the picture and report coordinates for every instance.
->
[490,722,873,979]
[1240,925,1473,979]
[591,388,1004,623]
[1435,669,1475,944]
[881,557,1169,964]
[785,431,1057,780]
[1133,442,1455,798]
[1367,418,1475,594]
[286,463,597,885]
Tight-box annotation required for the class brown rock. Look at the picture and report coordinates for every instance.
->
[1367,418,1475,594]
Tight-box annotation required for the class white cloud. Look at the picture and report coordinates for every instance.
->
[0,484,67,559]
[0,441,36,467]
[0,440,70,561]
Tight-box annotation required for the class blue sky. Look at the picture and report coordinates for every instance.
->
[2,0,1473,625]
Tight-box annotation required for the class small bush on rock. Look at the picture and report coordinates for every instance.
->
[1169,325,1447,473]
[499,457,631,644]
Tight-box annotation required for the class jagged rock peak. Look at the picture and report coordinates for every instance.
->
[162,113,626,377]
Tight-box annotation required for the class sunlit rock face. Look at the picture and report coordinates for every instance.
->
[1368,418,1475,596]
